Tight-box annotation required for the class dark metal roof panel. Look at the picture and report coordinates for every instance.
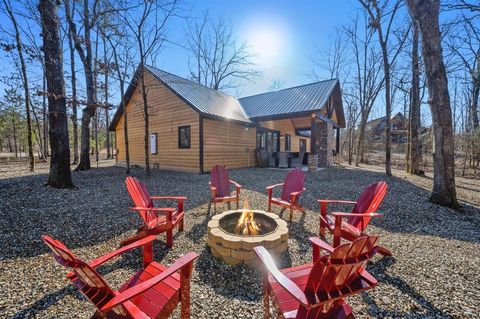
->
[146,66,251,123]
[238,79,338,119]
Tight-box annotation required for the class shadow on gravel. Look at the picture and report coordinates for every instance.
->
[10,286,77,319]
[194,246,263,302]
[363,257,452,318]
[0,166,209,261]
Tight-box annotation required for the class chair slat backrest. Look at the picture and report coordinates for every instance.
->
[348,182,388,231]
[126,177,155,224]
[304,236,378,304]
[42,236,122,313]
[280,168,305,202]
[210,165,231,198]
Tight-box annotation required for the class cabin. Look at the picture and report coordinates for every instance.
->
[109,65,345,173]
[366,112,408,143]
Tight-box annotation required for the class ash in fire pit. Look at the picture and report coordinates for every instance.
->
[207,204,288,266]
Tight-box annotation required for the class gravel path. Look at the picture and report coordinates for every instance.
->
[0,161,479,318]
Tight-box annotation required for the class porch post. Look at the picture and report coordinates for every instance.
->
[308,114,318,171]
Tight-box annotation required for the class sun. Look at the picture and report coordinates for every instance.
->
[243,22,287,67]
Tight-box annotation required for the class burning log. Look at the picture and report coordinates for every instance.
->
[234,200,260,235]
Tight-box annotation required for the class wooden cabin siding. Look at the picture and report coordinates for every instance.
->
[203,118,257,171]
[258,119,311,152]
[115,71,200,172]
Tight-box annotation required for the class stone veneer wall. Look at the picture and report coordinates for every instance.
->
[316,121,333,167]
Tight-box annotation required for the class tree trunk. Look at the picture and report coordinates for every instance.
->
[11,112,18,158]
[65,0,96,171]
[108,38,131,174]
[379,35,392,176]
[409,21,422,175]
[407,0,458,208]
[68,23,79,164]
[39,0,74,188]
[103,36,111,159]
[30,101,45,159]
[4,0,34,172]
[42,68,49,157]
[138,49,150,177]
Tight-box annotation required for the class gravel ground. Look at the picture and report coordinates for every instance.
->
[0,160,479,319]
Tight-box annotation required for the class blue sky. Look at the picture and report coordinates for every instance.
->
[153,0,359,97]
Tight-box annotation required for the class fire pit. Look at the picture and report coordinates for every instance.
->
[207,206,288,266]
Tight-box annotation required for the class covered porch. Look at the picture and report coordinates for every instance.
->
[254,111,342,170]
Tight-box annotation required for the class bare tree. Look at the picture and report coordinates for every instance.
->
[407,0,458,208]
[64,0,110,171]
[344,14,384,166]
[359,0,410,176]
[2,0,35,172]
[187,13,261,90]
[63,1,79,164]
[39,0,74,188]
[409,19,423,174]
[124,0,178,177]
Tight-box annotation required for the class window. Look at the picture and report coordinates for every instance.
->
[150,133,157,154]
[178,125,191,148]
[285,134,291,151]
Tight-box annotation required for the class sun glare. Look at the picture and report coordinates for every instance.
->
[244,22,287,67]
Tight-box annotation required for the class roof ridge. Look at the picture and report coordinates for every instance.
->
[239,78,339,100]
[145,65,237,100]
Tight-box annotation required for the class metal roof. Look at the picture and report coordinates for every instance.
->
[239,79,339,119]
[146,66,251,124]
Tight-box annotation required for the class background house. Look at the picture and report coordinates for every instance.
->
[110,65,345,173]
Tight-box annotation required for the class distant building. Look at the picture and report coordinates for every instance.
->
[365,112,408,143]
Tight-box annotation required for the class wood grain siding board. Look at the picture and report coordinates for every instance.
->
[199,115,204,174]
[258,119,311,152]
[115,71,200,172]
[203,118,257,171]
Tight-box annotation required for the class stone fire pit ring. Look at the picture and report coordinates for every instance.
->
[207,210,289,266]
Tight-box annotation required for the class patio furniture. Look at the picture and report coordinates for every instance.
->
[209,164,242,214]
[254,235,380,319]
[318,181,392,256]
[124,176,186,248]
[278,152,289,168]
[291,150,305,168]
[42,235,199,319]
[268,153,277,167]
[266,168,306,221]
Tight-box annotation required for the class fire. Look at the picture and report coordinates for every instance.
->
[234,200,260,236]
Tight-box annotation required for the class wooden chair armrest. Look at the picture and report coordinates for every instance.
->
[229,180,242,189]
[317,199,357,205]
[331,212,383,218]
[100,252,199,312]
[209,182,217,197]
[308,237,334,261]
[266,183,284,191]
[151,196,187,202]
[290,188,305,199]
[67,236,157,279]
[129,207,176,213]
[253,246,308,307]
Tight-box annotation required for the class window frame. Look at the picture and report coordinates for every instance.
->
[178,125,191,149]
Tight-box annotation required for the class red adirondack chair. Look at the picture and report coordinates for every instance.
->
[318,181,392,256]
[209,165,242,214]
[124,176,186,248]
[42,235,198,319]
[266,168,306,221]
[254,235,380,319]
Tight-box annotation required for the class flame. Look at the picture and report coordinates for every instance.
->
[234,199,260,235]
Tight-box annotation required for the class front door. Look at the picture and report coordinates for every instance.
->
[258,128,280,156]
